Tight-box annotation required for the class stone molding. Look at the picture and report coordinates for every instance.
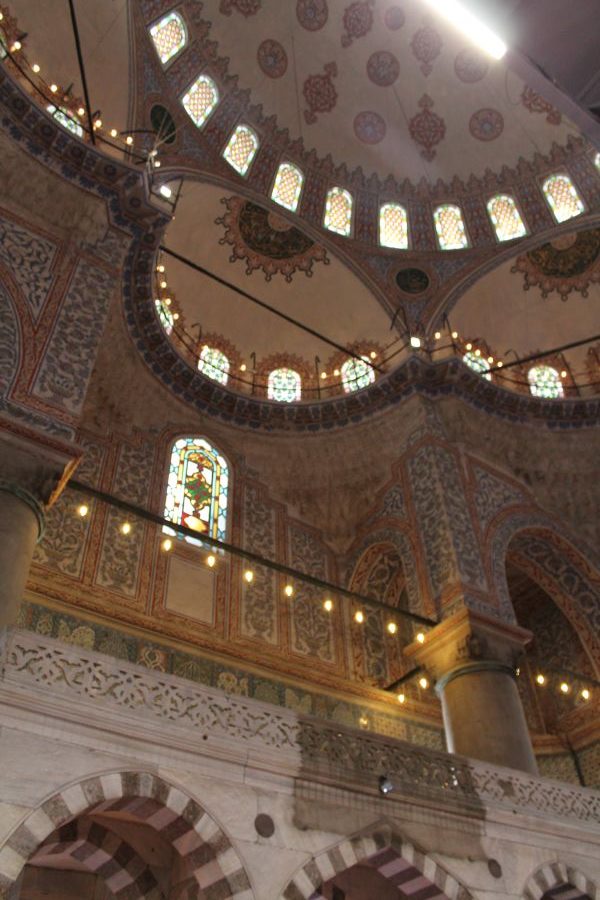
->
[1,629,599,829]
[0,417,81,509]
[405,607,534,682]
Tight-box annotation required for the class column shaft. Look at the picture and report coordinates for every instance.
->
[0,489,41,627]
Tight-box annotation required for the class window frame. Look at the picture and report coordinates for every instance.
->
[149,10,188,67]
[486,193,528,243]
[378,201,410,250]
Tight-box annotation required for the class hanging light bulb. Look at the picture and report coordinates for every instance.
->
[206,554,216,568]
[110,128,118,137]
[434,331,441,340]
[497,361,503,368]
[397,692,406,704]
[451,331,458,339]
[76,504,89,517]
[581,688,590,701]
[126,135,133,145]
[284,584,294,597]
[560,682,570,694]
[162,538,173,552]
[416,632,425,644]
[323,598,333,612]
[536,674,545,685]
[387,621,398,635]
[243,569,254,583]
[120,521,132,535]
[418,676,429,690]
[77,106,85,116]
[32,63,40,73]
[354,610,365,624]
[465,342,472,351]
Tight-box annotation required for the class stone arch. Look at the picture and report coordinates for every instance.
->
[523,862,598,900]
[347,527,421,616]
[487,511,600,664]
[280,823,473,900]
[346,530,423,686]
[0,770,253,900]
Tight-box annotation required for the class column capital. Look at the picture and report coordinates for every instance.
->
[405,607,532,685]
[0,416,81,511]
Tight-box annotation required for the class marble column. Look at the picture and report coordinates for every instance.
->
[0,419,80,627]
[406,608,538,775]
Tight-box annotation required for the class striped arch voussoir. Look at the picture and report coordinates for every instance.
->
[523,862,598,900]
[281,825,473,900]
[0,771,253,900]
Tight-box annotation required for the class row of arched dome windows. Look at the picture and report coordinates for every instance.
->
[172,340,376,400]
[149,12,588,249]
[463,353,565,398]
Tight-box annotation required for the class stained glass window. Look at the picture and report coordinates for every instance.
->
[271,162,304,212]
[463,351,491,381]
[341,356,375,393]
[164,437,229,543]
[182,74,219,128]
[267,368,301,402]
[198,345,229,385]
[433,205,469,250]
[528,365,564,399]
[595,152,600,172]
[379,203,408,249]
[487,195,527,242]
[155,298,174,334]
[542,174,584,223]
[47,105,83,138]
[223,124,259,176]
[150,11,187,65]
[324,187,353,237]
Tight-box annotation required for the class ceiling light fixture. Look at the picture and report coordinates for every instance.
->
[421,0,507,59]
[378,775,394,796]
[410,336,421,349]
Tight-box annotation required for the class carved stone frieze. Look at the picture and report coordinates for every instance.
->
[1,628,599,826]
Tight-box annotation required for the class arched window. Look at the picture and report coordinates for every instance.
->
[150,11,187,65]
[528,365,564,399]
[542,174,584,223]
[47,106,83,138]
[324,187,353,237]
[379,203,408,249]
[463,351,491,381]
[223,124,259,176]
[164,437,229,542]
[595,152,600,172]
[155,298,174,335]
[341,356,375,393]
[271,162,304,212]
[433,204,469,249]
[267,368,301,402]
[198,345,229,385]
[487,194,527,242]
[182,74,219,128]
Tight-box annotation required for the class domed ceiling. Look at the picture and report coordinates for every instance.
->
[162,180,393,364]
[197,0,575,184]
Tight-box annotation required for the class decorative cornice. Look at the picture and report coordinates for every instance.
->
[2,628,599,827]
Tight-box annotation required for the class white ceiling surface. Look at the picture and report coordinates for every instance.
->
[452,256,599,374]
[202,0,579,184]
[164,181,394,362]
[9,0,131,135]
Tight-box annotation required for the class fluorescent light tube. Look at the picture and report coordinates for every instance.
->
[421,0,507,59]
